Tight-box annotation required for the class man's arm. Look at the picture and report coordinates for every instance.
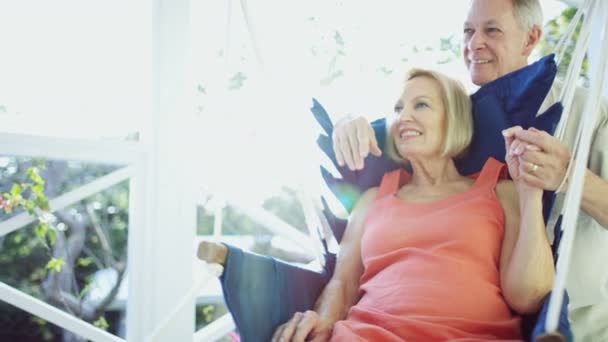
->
[503,126,608,229]
[581,168,608,228]
[332,116,381,171]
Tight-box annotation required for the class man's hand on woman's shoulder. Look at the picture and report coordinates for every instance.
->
[332,115,381,171]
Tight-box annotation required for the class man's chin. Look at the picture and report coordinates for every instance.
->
[470,73,492,86]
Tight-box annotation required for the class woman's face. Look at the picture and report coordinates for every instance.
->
[391,76,447,160]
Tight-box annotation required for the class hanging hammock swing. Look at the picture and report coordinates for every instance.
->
[213,0,608,341]
[150,0,608,341]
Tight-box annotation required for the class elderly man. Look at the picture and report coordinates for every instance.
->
[332,0,608,340]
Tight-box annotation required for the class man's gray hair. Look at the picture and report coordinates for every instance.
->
[512,0,544,30]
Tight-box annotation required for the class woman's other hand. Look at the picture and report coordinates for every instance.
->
[503,126,543,197]
[271,310,332,342]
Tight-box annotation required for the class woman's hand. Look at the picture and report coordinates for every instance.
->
[271,310,332,342]
[503,126,543,197]
[503,126,571,193]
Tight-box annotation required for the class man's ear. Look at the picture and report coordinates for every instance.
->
[523,25,542,57]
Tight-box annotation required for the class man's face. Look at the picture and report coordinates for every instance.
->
[463,0,534,86]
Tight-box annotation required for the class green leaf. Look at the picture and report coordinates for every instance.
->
[228,72,247,90]
[79,283,92,299]
[13,234,23,244]
[32,184,44,195]
[11,183,22,196]
[34,195,49,211]
[334,31,344,46]
[24,200,35,214]
[93,316,109,331]
[45,258,65,273]
[47,228,57,246]
[34,223,48,239]
[78,257,93,267]
[26,167,45,186]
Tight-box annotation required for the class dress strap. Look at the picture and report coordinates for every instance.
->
[473,158,508,190]
[376,169,410,199]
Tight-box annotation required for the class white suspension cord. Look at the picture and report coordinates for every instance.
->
[555,0,593,140]
[545,0,608,333]
[553,0,587,67]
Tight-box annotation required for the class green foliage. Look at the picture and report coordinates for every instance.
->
[228,72,247,90]
[197,186,307,236]
[93,316,109,331]
[45,258,65,273]
[2,165,58,264]
[0,157,129,340]
[539,6,589,81]
[195,303,228,330]
[261,186,307,233]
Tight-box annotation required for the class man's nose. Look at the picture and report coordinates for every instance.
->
[467,31,486,51]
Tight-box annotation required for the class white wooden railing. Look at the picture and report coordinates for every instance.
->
[0,131,318,341]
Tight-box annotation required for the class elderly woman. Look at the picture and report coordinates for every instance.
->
[270,69,555,341]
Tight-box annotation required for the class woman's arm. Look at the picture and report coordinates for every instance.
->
[271,187,378,342]
[496,180,555,314]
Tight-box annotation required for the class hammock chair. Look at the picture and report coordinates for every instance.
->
[147,1,608,341]
[218,53,568,342]
[212,1,608,341]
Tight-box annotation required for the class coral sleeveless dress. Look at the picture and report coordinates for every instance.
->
[330,158,522,341]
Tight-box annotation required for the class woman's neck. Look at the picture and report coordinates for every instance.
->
[408,157,462,187]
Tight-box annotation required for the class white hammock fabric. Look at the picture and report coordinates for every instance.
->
[543,0,608,333]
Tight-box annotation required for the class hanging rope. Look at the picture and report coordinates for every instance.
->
[545,0,608,333]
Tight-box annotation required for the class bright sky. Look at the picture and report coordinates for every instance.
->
[190,0,568,205]
[0,0,568,206]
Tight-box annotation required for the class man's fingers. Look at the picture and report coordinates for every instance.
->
[369,125,382,156]
[334,141,345,167]
[525,144,541,152]
[347,127,363,170]
[357,122,370,158]
[334,131,356,170]
[519,150,546,165]
[520,172,545,189]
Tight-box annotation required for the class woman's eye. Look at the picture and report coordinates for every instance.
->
[414,102,428,109]
[394,105,403,113]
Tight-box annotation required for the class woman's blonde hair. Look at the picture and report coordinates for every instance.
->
[386,68,473,163]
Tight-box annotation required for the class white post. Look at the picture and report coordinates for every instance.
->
[127,0,194,340]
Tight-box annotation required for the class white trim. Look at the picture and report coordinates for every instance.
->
[0,281,125,342]
[225,197,315,253]
[0,132,147,165]
[0,166,134,237]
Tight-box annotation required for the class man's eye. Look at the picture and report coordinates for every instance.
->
[487,27,501,34]
[463,28,473,35]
